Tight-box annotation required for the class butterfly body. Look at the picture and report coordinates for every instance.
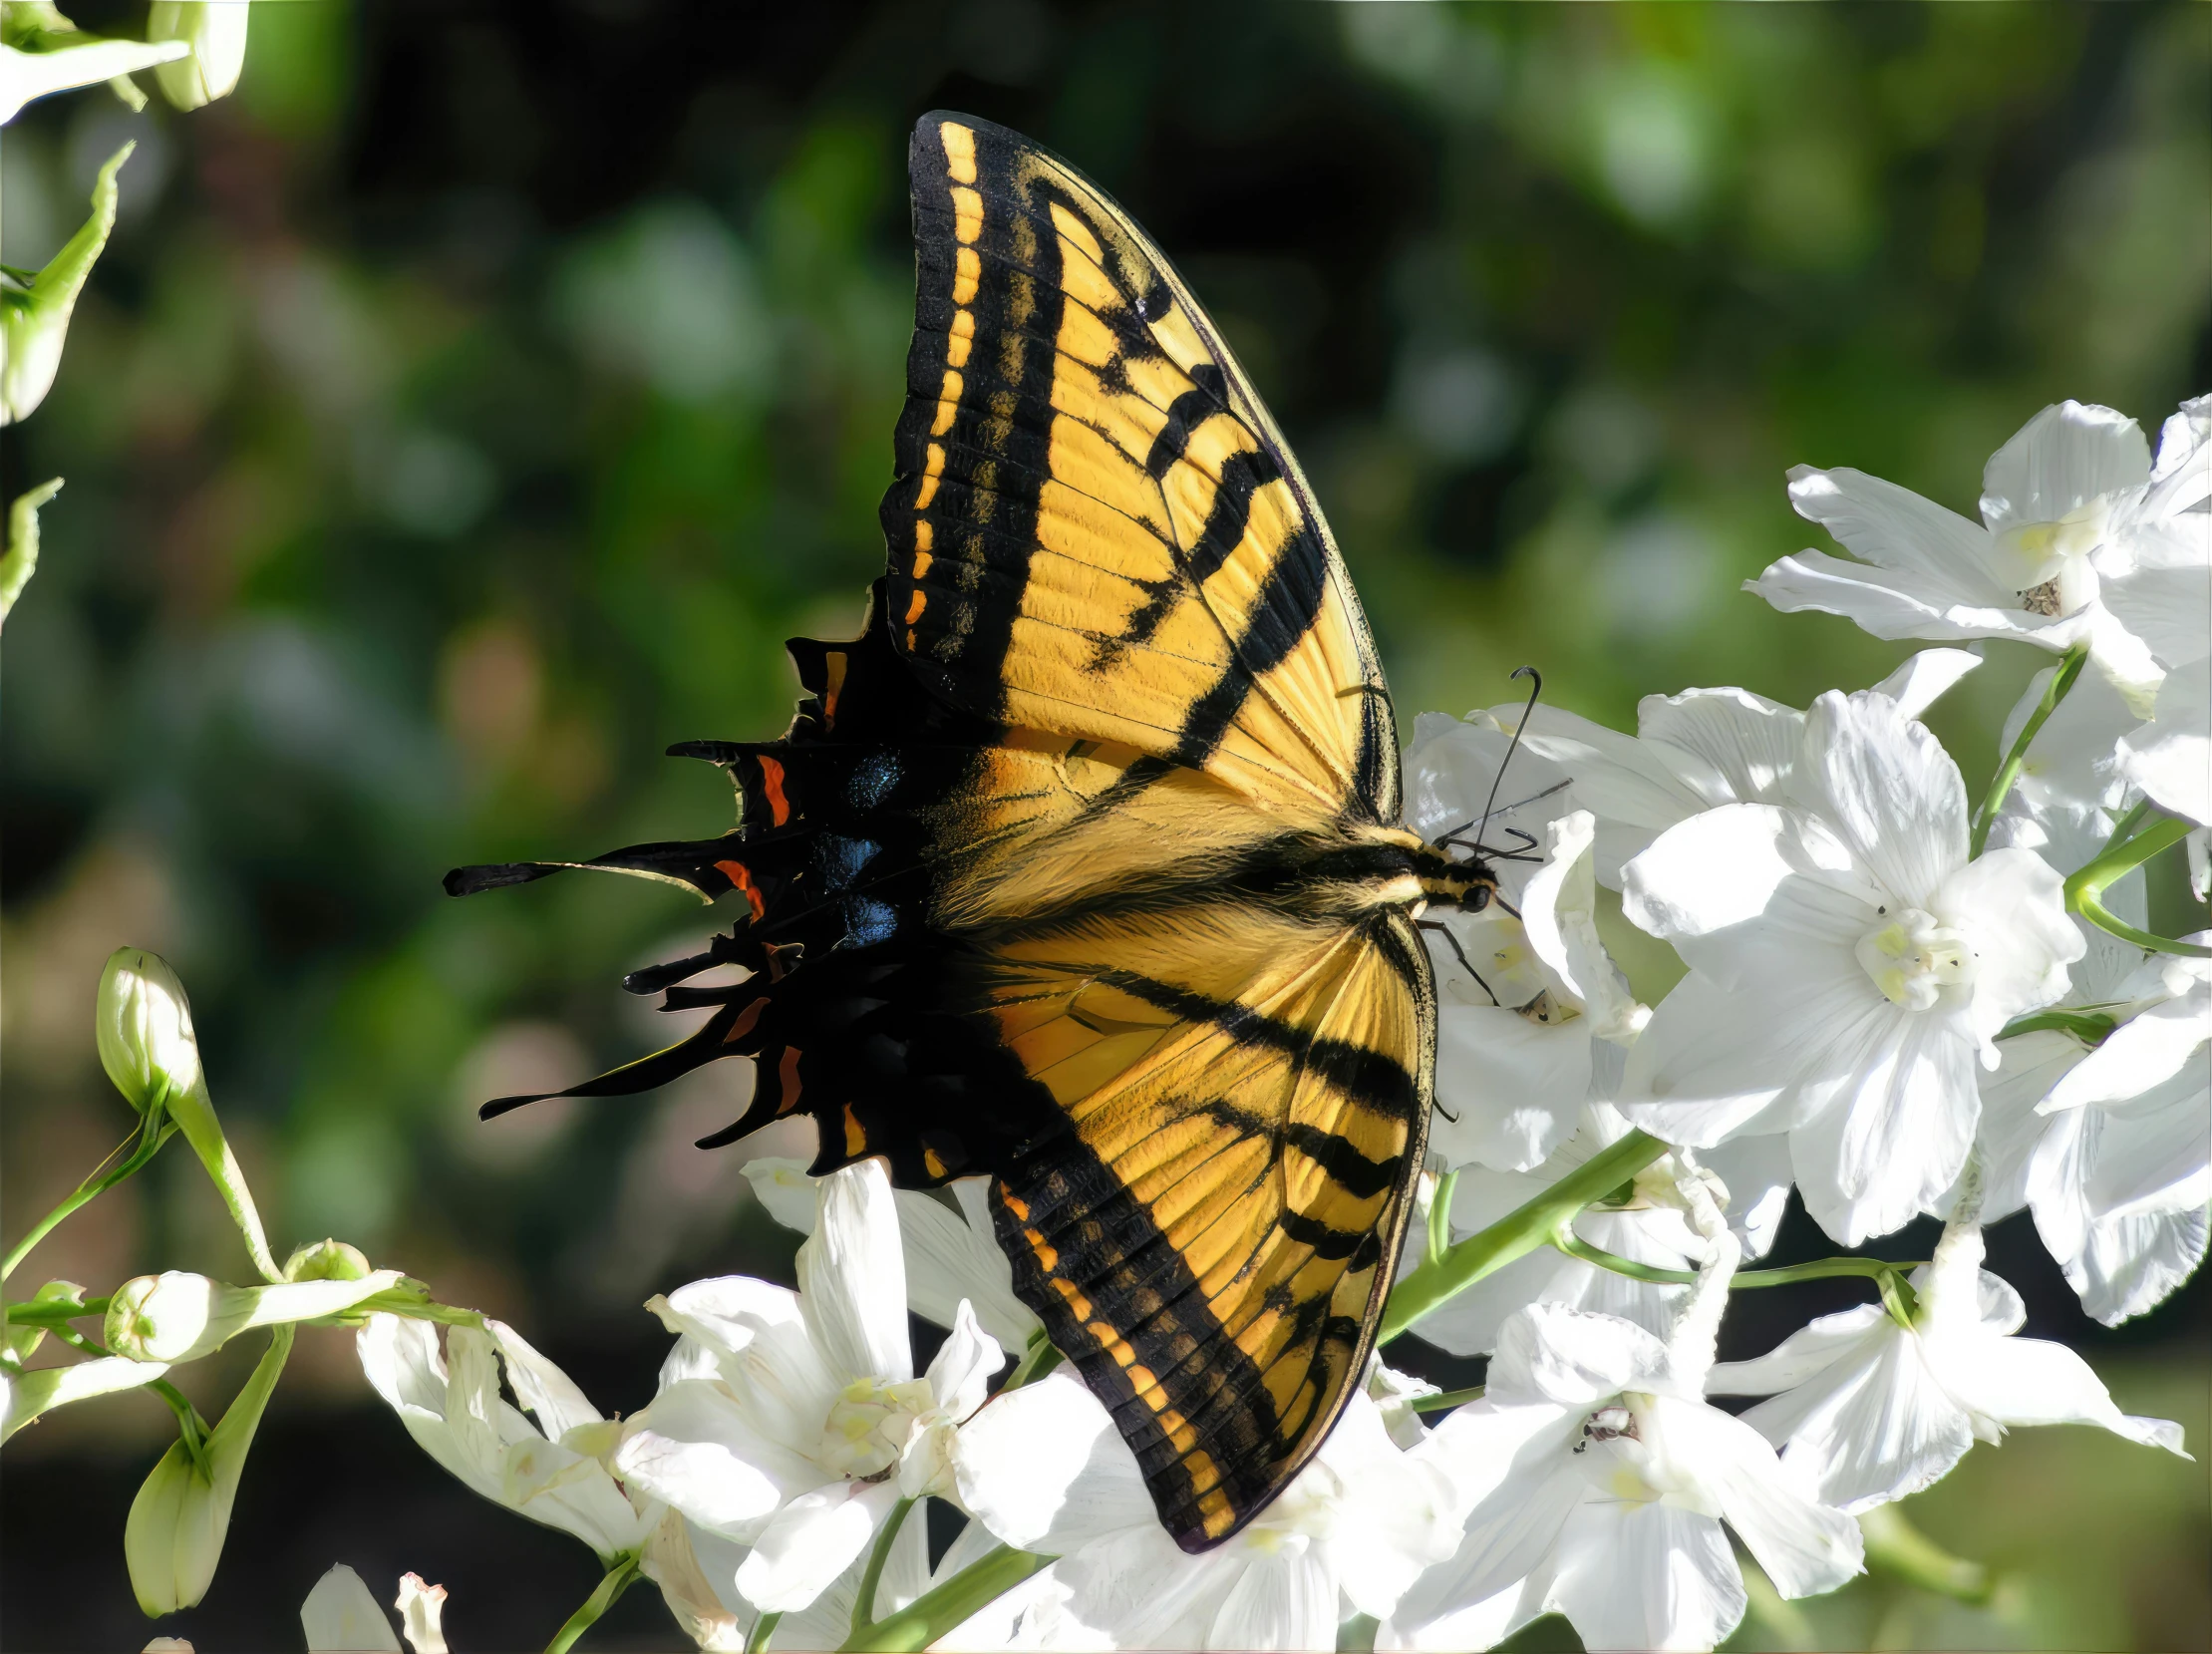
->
[451,113,1496,1550]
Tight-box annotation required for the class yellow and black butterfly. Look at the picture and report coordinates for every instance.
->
[449,113,1499,1551]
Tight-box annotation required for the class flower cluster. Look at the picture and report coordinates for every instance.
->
[8,391,2202,1654]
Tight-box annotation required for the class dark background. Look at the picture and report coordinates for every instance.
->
[3,2,2207,1648]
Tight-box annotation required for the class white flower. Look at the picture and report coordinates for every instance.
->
[1616,690,2083,1244]
[300,1563,448,1654]
[1487,649,1981,886]
[741,1158,1041,1353]
[357,1314,653,1562]
[1425,812,1650,1171]
[1709,1222,2187,1514]
[952,1374,1465,1650]
[1385,1303,1862,1653]
[613,1160,1003,1614]
[2028,950,2211,1324]
[1404,1106,1792,1356]
[2100,395,2211,671]
[2115,656,2211,827]
[1749,402,2164,710]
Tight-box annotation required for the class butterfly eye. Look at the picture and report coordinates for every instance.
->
[1465,883,1490,913]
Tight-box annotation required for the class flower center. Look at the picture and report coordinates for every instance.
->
[1996,497,2113,615]
[1855,907,1975,1010]
[819,1375,934,1481]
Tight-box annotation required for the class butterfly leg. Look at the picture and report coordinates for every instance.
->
[1418,918,1498,1007]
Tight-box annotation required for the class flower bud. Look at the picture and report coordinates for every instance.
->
[285,1238,374,1283]
[107,1268,405,1364]
[127,1326,292,1614]
[96,946,200,1119]
[1,143,134,424]
[301,1564,404,1653]
[147,2,247,111]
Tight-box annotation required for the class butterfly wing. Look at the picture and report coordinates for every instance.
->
[888,113,1399,823]
[449,114,1432,1553]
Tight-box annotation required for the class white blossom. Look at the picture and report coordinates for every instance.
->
[2100,395,2211,671]
[952,1374,1465,1650]
[300,1564,449,1654]
[742,1158,1041,1353]
[1993,662,2142,830]
[2115,656,2211,827]
[1616,690,2083,1243]
[1749,402,2166,710]
[1424,812,1650,1171]
[613,1160,1002,1614]
[639,1502,930,1653]
[147,1,248,111]
[357,1314,653,1562]
[1404,1105,1792,1356]
[1485,649,1981,886]
[1385,1303,1862,1652]
[1709,1220,2187,1513]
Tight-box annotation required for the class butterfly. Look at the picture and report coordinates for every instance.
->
[448,112,1500,1551]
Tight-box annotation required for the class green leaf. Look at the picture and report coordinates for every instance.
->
[0,477,61,627]
[0,140,133,424]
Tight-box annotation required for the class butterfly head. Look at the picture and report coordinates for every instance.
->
[1410,839,1500,914]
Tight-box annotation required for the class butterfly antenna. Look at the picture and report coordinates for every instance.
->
[1472,665,1544,854]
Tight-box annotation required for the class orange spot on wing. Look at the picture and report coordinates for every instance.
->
[757,755,790,827]
[905,589,927,625]
[916,444,946,509]
[821,652,846,727]
[715,860,768,922]
[841,1102,865,1157]
[953,245,980,306]
[923,1147,948,1179]
[724,996,768,1042]
[779,1047,805,1115]
[941,122,977,184]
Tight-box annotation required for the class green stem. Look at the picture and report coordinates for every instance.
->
[2,1294,111,1327]
[2068,814,2210,956]
[1426,1168,1458,1267]
[1997,1009,2118,1044]
[1338,1612,1380,1651]
[1003,1333,1063,1391]
[1410,1384,1485,1413]
[1,1119,173,1283]
[1554,1232,1929,1291]
[851,1496,917,1635]
[746,1612,783,1654]
[148,1379,215,1479]
[1381,1130,1671,1343]
[542,1552,642,1654]
[1972,643,2087,856]
[836,1543,1055,1653]
[1859,1505,1991,1604]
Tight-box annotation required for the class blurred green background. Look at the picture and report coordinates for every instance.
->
[2,2,2207,1648]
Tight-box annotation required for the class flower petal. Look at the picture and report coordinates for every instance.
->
[1636,687,1803,806]
[1927,1331,2189,1457]
[905,1181,1040,1351]
[301,1563,404,1654]
[736,1480,899,1614]
[1433,1001,1591,1171]
[1646,1397,1865,1595]
[954,1371,1155,1554]
[1788,465,1999,593]
[797,1160,912,1384]
[1872,648,1985,721]
[1740,1322,1973,1513]
[1489,1303,1673,1407]
[1792,691,1967,907]
[1416,1404,1588,1609]
[1980,401,2149,532]
[1936,847,2083,1050]
[1538,1498,1746,1652]
[485,1319,603,1441]
[1746,548,2089,649]
[1789,1010,1980,1245]
[1206,1550,1339,1651]
[613,1379,814,1538]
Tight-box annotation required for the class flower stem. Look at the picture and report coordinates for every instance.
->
[1859,1504,1992,1604]
[1381,1130,1671,1343]
[2067,813,2211,956]
[1971,643,2087,856]
[1,1117,173,1283]
[542,1552,641,1654]
[1426,1168,1457,1267]
[851,1496,917,1635]
[1997,1008,2118,1044]
[747,1613,783,1654]
[1553,1232,1930,1291]
[836,1543,1055,1653]
[1409,1384,1485,1413]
